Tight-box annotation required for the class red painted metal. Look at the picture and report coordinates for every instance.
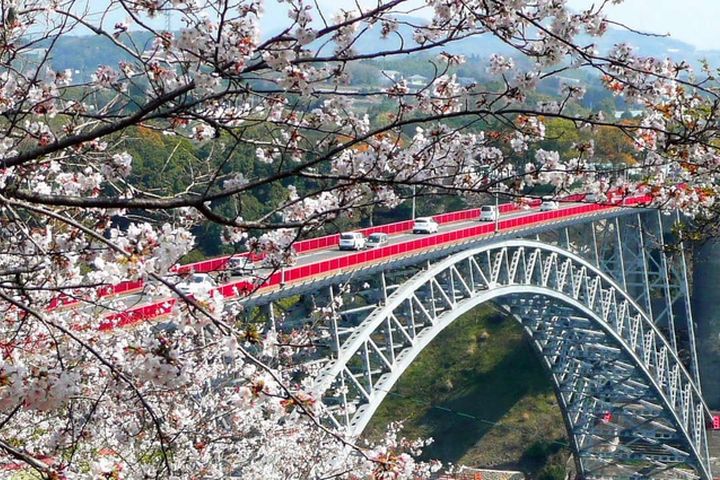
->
[100,298,177,330]
[175,255,231,275]
[52,192,615,312]
[81,197,547,306]
[95,194,652,329]
[178,201,529,272]
[48,279,146,310]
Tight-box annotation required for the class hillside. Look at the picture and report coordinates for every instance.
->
[364,303,571,479]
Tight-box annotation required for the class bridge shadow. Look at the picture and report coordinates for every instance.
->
[367,305,566,470]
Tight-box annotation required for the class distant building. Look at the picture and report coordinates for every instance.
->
[407,74,428,86]
[613,110,644,119]
[556,76,581,84]
[23,47,49,58]
[435,467,525,480]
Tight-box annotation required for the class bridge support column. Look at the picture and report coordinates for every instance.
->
[307,240,713,479]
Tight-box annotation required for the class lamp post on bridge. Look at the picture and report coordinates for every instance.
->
[494,189,499,233]
[411,184,416,220]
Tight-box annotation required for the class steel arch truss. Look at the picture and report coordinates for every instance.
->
[312,240,713,479]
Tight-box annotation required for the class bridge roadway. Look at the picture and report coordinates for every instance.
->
[263,205,559,270]
[97,196,650,329]
[94,204,548,321]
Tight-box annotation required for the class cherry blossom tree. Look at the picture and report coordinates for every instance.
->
[0,0,719,478]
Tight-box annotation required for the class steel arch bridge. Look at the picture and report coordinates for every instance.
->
[241,208,713,479]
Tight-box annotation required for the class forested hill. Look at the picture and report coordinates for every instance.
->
[24,21,715,264]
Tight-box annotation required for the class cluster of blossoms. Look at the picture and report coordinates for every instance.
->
[488,54,514,75]
[1,0,720,478]
[283,186,342,224]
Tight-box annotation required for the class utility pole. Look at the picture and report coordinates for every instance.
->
[412,184,416,220]
[494,190,499,233]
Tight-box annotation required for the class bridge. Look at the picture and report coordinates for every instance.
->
[81,195,717,479]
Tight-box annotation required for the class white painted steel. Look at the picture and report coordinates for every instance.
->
[311,239,712,479]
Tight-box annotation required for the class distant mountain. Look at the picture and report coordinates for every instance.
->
[342,16,713,64]
[27,18,719,80]
[27,32,154,80]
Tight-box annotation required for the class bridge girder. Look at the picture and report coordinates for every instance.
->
[308,240,711,479]
[242,210,711,479]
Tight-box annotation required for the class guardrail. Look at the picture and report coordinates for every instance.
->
[49,279,146,310]
[175,203,527,273]
[100,298,178,330]
[53,198,548,310]
[99,194,649,330]
[180,195,579,270]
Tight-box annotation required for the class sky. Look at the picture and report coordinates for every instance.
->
[278,0,720,51]
[74,0,720,51]
[568,0,720,50]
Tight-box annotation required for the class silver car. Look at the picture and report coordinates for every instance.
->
[540,200,559,211]
[366,232,389,248]
[226,255,257,276]
[176,273,216,295]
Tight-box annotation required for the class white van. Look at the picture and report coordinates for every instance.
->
[339,232,367,250]
[479,205,498,222]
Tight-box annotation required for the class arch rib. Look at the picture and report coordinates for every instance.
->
[312,240,713,480]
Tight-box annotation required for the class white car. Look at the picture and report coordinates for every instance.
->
[226,255,257,276]
[413,217,439,234]
[176,273,216,295]
[479,205,498,222]
[585,192,600,203]
[540,199,559,211]
[339,232,367,250]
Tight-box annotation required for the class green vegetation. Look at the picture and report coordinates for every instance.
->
[365,303,571,478]
[692,240,720,409]
[40,39,641,266]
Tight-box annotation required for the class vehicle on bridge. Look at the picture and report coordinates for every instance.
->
[585,192,600,203]
[225,255,258,276]
[479,205,498,222]
[540,198,559,211]
[176,273,216,295]
[413,216,439,234]
[366,232,389,248]
[339,232,367,250]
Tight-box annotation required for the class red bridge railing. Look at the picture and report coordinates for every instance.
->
[100,194,650,330]
[55,199,540,310]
